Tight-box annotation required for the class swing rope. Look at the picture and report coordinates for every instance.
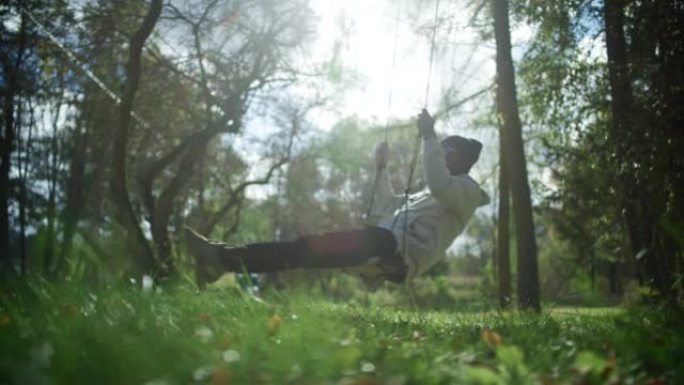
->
[383,1,403,143]
[362,0,440,315]
[401,0,440,317]
[423,0,441,109]
[365,0,441,222]
[365,0,403,220]
[400,0,441,259]
[20,4,151,130]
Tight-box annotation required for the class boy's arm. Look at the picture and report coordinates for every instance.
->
[417,109,484,214]
[422,135,482,213]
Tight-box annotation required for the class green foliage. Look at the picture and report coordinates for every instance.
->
[478,260,498,308]
[271,116,420,240]
[512,0,684,303]
[1,281,683,384]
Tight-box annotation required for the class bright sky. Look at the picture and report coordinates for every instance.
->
[310,0,436,122]
[238,0,506,195]
[304,0,497,128]
[281,0,535,178]
[239,0,540,255]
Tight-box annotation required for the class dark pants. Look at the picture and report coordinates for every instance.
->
[223,226,406,282]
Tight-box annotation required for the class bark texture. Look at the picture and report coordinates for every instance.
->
[110,0,163,277]
[493,0,540,310]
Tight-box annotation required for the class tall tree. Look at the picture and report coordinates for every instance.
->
[602,0,684,301]
[507,0,682,302]
[53,1,142,277]
[493,0,540,310]
[110,0,163,277]
[15,96,34,274]
[603,0,650,280]
[42,91,66,274]
[496,119,512,308]
[139,0,312,277]
[0,6,28,273]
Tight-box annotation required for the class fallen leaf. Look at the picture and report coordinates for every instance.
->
[219,336,232,349]
[63,305,79,317]
[537,373,558,385]
[267,314,282,333]
[481,329,502,347]
[211,367,230,385]
[351,377,379,385]
[193,312,214,321]
[601,357,616,380]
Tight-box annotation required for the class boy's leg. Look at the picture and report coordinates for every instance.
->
[301,226,398,269]
[185,226,401,281]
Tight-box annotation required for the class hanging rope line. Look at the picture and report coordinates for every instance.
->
[365,0,403,221]
[400,0,441,300]
[20,5,151,129]
[423,0,441,109]
[383,1,403,143]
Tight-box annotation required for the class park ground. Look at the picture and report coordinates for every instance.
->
[1,279,683,385]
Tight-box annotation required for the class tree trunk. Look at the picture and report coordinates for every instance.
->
[497,123,512,308]
[56,112,88,275]
[19,96,40,275]
[0,74,15,273]
[609,261,622,296]
[149,153,199,278]
[652,0,683,301]
[0,11,27,273]
[44,97,63,273]
[16,97,30,275]
[110,0,163,277]
[138,118,234,278]
[590,247,596,292]
[493,0,540,311]
[44,176,57,273]
[603,0,671,297]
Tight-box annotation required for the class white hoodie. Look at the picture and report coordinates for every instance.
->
[369,135,490,280]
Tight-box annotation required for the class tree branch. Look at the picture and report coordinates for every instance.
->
[110,0,163,273]
[202,157,289,234]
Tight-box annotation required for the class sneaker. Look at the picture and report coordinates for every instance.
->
[184,227,229,289]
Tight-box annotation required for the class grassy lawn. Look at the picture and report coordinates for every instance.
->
[1,281,682,384]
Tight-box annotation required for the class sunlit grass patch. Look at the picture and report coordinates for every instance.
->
[1,281,682,384]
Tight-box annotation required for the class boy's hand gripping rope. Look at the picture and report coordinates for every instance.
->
[365,0,440,225]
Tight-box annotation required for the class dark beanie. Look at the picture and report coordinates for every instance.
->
[440,135,483,171]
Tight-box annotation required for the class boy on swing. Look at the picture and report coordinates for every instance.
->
[185,109,490,288]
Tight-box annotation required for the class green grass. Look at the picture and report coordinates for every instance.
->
[1,280,683,385]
